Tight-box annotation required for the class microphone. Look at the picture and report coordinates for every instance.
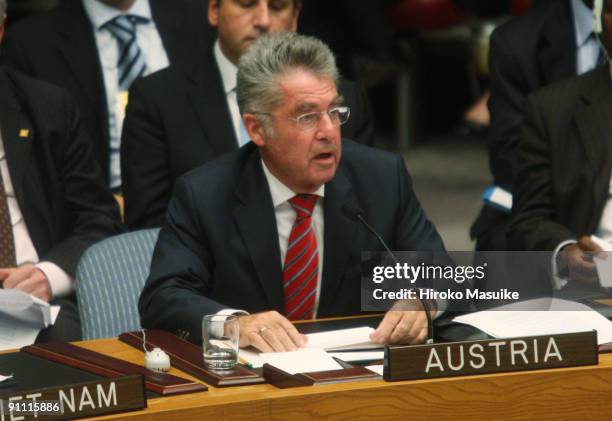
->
[342,201,398,264]
[342,201,434,344]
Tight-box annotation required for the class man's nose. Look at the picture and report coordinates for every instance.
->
[253,3,271,31]
[315,113,339,140]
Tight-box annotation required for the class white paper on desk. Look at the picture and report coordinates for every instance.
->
[327,351,384,362]
[0,289,58,326]
[453,298,612,345]
[0,374,14,383]
[591,235,612,287]
[238,348,264,368]
[365,365,384,376]
[259,349,342,375]
[238,327,380,368]
[0,289,61,350]
[304,327,379,351]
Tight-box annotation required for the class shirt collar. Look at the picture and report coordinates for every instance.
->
[82,0,152,30]
[261,159,325,208]
[214,39,238,95]
[572,0,596,47]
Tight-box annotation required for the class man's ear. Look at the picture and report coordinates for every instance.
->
[208,0,220,27]
[243,113,267,147]
[291,2,302,32]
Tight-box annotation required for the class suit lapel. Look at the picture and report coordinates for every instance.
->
[185,52,239,156]
[574,66,612,229]
[0,70,33,206]
[234,147,285,312]
[537,0,576,84]
[318,165,360,315]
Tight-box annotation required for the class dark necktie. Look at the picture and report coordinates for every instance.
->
[103,15,150,91]
[283,194,319,320]
[0,166,16,268]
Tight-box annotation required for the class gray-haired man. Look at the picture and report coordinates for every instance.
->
[139,33,447,352]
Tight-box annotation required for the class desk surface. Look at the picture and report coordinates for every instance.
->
[5,316,612,421]
[85,342,612,419]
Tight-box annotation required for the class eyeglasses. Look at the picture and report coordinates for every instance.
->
[257,106,351,131]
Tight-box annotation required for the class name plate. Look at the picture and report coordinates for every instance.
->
[384,331,598,381]
[0,375,146,421]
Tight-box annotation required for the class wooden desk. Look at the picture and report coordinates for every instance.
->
[72,338,612,421]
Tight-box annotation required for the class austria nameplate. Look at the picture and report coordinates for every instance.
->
[384,331,598,381]
[0,375,146,421]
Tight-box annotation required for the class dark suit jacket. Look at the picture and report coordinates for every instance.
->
[0,66,123,275]
[472,0,580,249]
[510,65,612,251]
[0,0,208,183]
[121,50,376,229]
[139,140,446,344]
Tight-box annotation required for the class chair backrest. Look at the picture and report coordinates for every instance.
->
[75,228,160,340]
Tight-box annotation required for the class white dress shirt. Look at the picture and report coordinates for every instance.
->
[214,40,251,146]
[572,0,603,74]
[0,132,73,298]
[220,161,325,319]
[82,0,170,190]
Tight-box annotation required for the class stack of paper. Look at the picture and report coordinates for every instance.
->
[239,326,382,368]
[453,298,612,345]
[0,289,60,350]
[259,349,343,374]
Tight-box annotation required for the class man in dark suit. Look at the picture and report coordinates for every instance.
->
[0,0,208,190]
[510,0,612,286]
[121,0,376,230]
[0,2,123,342]
[139,33,447,352]
[472,0,603,251]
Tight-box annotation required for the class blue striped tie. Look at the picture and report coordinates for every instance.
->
[103,15,149,91]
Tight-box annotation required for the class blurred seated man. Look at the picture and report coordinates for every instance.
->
[472,0,604,251]
[0,0,209,192]
[121,0,376,230]
[510,0,612,287]
[0,1,123,342]
[139,33,450,352]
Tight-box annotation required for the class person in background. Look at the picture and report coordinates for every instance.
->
[511,0,612,288]
[0,0,123,342]
[472,0,603,251]
[0,0,209,192]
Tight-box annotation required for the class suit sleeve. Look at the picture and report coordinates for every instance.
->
[41,89,123,274]
[139,176,226,344]
[392,154,464,307]
[394,154,445,252]
[487,28,530,191]
[509,94,576,251]
[121,79,172,229]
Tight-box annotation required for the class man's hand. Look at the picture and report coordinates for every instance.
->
[370,299,434,345]
[558,236,603,285]
[238,311,307,353]
[0,263,52,302]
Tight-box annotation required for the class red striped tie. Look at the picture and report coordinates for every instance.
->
[283,194,319,320]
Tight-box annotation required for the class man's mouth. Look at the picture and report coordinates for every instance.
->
[313,152,335,163]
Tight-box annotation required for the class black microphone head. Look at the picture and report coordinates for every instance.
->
[342,201,363,221]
